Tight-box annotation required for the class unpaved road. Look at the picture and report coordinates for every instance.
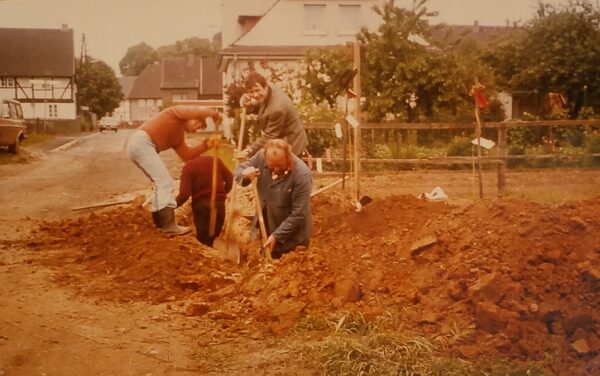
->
[1,131,600,375]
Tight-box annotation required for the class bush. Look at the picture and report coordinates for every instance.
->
[447,136,472,156]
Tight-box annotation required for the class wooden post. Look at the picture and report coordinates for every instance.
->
[353,39,361,201]
[474,107,484,199]
[497,125,507,196]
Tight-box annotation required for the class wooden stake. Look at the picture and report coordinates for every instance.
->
[353,39,362,202]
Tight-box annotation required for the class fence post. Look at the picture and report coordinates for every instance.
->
[497,125,507,196]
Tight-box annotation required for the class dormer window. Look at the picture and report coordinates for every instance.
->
[304,4,326,35]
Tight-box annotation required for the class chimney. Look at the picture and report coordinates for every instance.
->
[61,23,69,31]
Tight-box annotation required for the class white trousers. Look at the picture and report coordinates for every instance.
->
[127,130,176,211]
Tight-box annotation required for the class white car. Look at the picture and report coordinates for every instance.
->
[97,116,120,132]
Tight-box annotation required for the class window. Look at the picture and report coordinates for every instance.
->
[339,5,360,34]
[1,77,15,87]
[49,104,58,118]
[172,93,187,101]
[147,98,155,107]
[138,99,146,107]
[157,99,163,108]
[304,4,326,33]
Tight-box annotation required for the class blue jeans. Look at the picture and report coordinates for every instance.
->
[126,130,176,211]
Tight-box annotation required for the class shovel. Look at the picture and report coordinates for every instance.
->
[252,178,271,260]
[213,109,246,263]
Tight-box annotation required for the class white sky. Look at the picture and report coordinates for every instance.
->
[0,0,564,75]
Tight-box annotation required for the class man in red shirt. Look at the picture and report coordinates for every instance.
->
[176,155,233,247]
[127,105,222,235]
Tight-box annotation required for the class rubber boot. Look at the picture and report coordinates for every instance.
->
[157,207,191,236]
[151,211,161,228]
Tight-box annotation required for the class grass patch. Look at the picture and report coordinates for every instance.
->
[292,311,550,376]
[22,133,54,147]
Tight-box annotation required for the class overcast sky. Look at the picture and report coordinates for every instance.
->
[0,0,563,75]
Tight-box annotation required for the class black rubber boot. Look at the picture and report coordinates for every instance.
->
[157,207,191,236]
[151,211,161,228]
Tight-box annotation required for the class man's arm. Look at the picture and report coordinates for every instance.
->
[170,105,218,122]
[176,163,192,207]
[271,171,312,243]
[173,138,209,162]
[245,110,285,156]
[233,152,262,186]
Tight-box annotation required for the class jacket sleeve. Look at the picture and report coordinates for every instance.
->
[169,105,216,121]
[233,152,263,187]
[246,109,285,156]
[271,170,312,243]
[176,163,192,207]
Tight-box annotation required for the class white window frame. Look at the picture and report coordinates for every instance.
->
[49,104,58,118]
[0,77,15,88]
[138,99,146,107]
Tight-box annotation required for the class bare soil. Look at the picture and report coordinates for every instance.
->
[1,138,599,375]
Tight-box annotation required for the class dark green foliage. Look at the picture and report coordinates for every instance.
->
[119,42,157,76]
[76,58,123,118]
[486,1,600,117]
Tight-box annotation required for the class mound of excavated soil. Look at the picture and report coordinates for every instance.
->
[26,194,600,375]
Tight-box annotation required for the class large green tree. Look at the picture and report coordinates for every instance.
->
[119,42,157,76]
[357,0,495,122]
[156,37,218,58]
[486,0,600,116]
[76,58,123,118]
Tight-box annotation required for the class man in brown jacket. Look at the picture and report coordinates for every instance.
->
[127,105,221,235]
[237,72,308,158]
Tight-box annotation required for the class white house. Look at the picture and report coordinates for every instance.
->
[0,26,77,120]
[219,0,385,85]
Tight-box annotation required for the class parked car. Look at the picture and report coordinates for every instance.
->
[97,116,120,132]
[0,99,27,154]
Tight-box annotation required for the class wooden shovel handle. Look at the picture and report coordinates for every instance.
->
[252,179,268,245]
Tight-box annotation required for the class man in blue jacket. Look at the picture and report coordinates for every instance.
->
[234,138,312,259]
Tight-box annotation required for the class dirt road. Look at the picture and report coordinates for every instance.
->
[1,131,599,375]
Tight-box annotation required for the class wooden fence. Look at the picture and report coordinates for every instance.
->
[305,119,600,196]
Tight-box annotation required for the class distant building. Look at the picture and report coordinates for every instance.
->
[114,76,136,123]
[0,25,77,120]
[126,56,222,123]
[219,0,385,85]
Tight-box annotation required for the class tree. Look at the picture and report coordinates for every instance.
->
[358,0,494,122]
[156,37,218,58]
[119,42,157,76]
[486,0,600,117]
[76,58,123,118]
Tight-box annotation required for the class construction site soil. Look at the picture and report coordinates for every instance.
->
[21,191,600,375]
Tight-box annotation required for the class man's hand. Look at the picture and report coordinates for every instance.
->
[242,166,259,180]
[234,149,250,160]
[205,134,222,149]
[239,93,254,108]
[263,235,276,254]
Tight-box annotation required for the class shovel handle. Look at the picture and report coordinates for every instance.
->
[252,179,268,246]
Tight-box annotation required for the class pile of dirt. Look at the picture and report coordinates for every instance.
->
[26,194,600,374]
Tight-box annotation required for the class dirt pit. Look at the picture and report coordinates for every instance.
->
[23,192,600,375]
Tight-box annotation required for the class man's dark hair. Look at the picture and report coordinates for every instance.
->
[244,72,267,90]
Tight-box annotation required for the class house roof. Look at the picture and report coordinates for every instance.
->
[0,27,74,76]
[199,57,222,96]
[430,23,518,49]
[160,56,222,95]
[161,56,200,89]
[129,63,162,99]
[118,76,137,98]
